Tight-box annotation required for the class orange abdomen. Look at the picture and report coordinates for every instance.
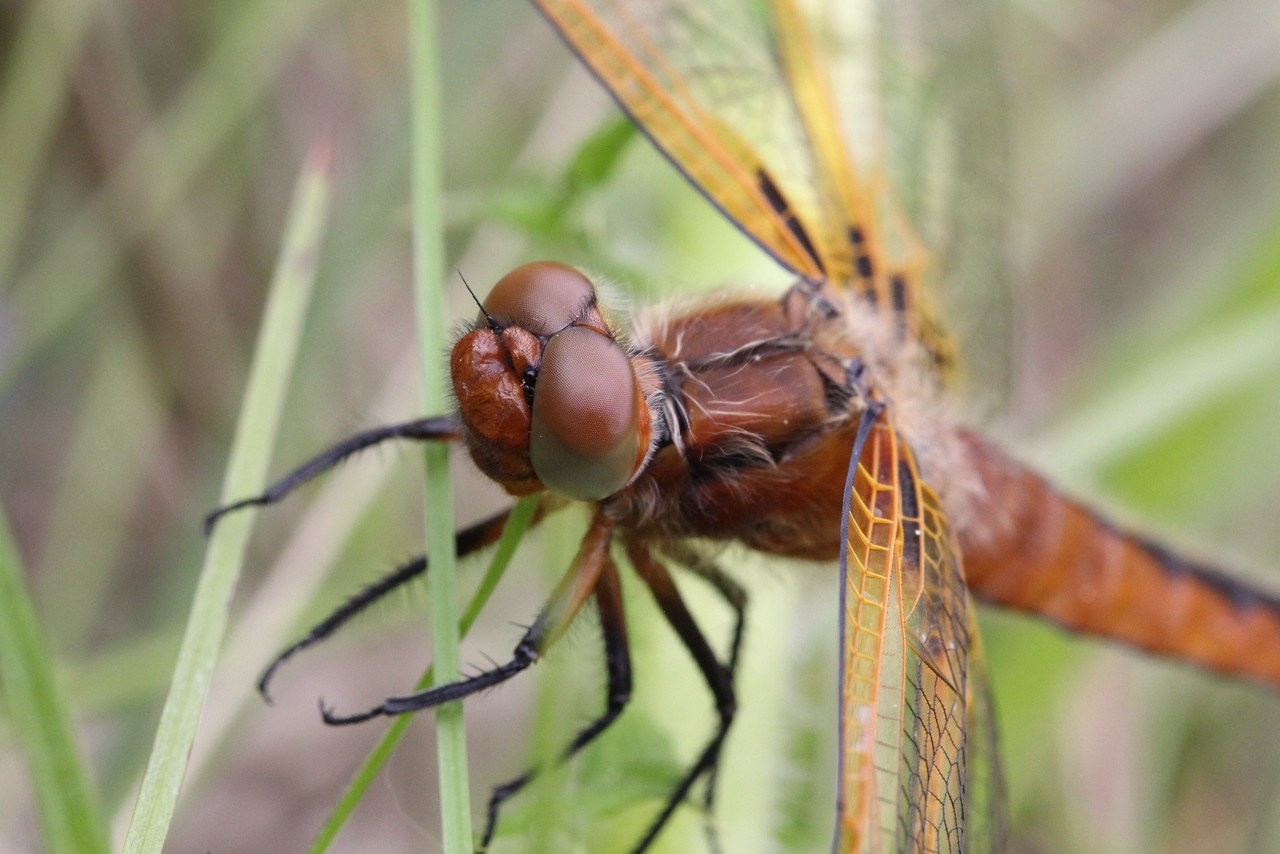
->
[958,432,1280,687]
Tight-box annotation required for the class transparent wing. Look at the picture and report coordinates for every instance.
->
[533,0,827,282]
[531,0,951,355]
[838,417,984,852]
[962,604,1008,853]
[866,0,1013,396]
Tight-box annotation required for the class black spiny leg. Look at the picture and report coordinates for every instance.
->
[319,513,616,725]
[204,415,460,534]
[627,544,737,854]
[665,548,747,844]
[478,557,633,851]
[258,508,517,700]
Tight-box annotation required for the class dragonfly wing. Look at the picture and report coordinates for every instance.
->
[838,417,975,852]
[533,2,945,317]
[961,603,1009,852]
[533,0,828,281]
[866,0,1014,394]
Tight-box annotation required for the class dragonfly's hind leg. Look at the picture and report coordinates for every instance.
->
[666,549,748,847]
[257,508,514,700]
[204,415,460,534]
[477,558,633,852]
[626,543,740,854]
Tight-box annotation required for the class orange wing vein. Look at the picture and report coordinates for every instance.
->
[839,416,996,852]
[531,0,946,354]
[534,0,827,282]
[767,1,931,316]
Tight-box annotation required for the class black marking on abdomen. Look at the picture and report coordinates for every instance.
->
[1122,525,1280,614]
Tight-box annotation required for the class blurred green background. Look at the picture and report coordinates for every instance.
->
[1,0,1278,852]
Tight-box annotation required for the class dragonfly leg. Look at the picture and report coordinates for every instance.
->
[319,513,615,725]
[477,557,633,851]
[258,508,518,700]
[204,415,460,534]
[663,547,748,834]
[626,543,737,854]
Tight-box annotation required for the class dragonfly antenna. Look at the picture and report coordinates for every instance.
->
[457,267,499,328]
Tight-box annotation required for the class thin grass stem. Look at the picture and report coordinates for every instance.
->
[120,142,333,853]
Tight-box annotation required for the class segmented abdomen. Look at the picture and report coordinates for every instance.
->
[958,432,1280,686]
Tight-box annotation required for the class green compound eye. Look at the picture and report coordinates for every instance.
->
[530,326,641,501]
[481,261,596,336]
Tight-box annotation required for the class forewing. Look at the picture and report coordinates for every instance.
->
[532,0,828,281]
[531,0,948,343]
[838,418,977,852]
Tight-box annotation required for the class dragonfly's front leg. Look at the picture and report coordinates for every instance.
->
[319,513,615,724]
[256,508,517,700]
[204,415,460,534]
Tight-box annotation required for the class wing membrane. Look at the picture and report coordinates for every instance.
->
[534,0,828,281]
[961,607,1009,852]
[838,419,905,850]
[533,0,1011,374]
[868,0,1012,391]
[532,0,950,341]
[901,458,968,851]
[838,418,986,852]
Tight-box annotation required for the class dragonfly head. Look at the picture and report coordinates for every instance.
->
[451,261,653,501]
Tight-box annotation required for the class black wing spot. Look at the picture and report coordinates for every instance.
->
[757,169,825,274]
[898,459,922,569]
[849,225,875,281]
[890,274,909,314]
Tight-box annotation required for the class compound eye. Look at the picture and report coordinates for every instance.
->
[530,326,640,501]
[482,261,596,337]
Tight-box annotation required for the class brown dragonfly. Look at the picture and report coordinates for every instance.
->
[208,0,1280,851]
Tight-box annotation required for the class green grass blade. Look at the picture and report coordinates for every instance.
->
[0,505,108,853]
[1030,309,1280,476]
[308,495,539,853]
[121,143,334,853]
[408,2,471,850]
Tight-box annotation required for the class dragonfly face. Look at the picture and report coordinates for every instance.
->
[207,1,1280,852]
[452,260,653,501]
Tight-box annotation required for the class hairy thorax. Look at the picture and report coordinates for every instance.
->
[604,281,974,561]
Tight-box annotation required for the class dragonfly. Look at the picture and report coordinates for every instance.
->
[207,0,1280,851]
